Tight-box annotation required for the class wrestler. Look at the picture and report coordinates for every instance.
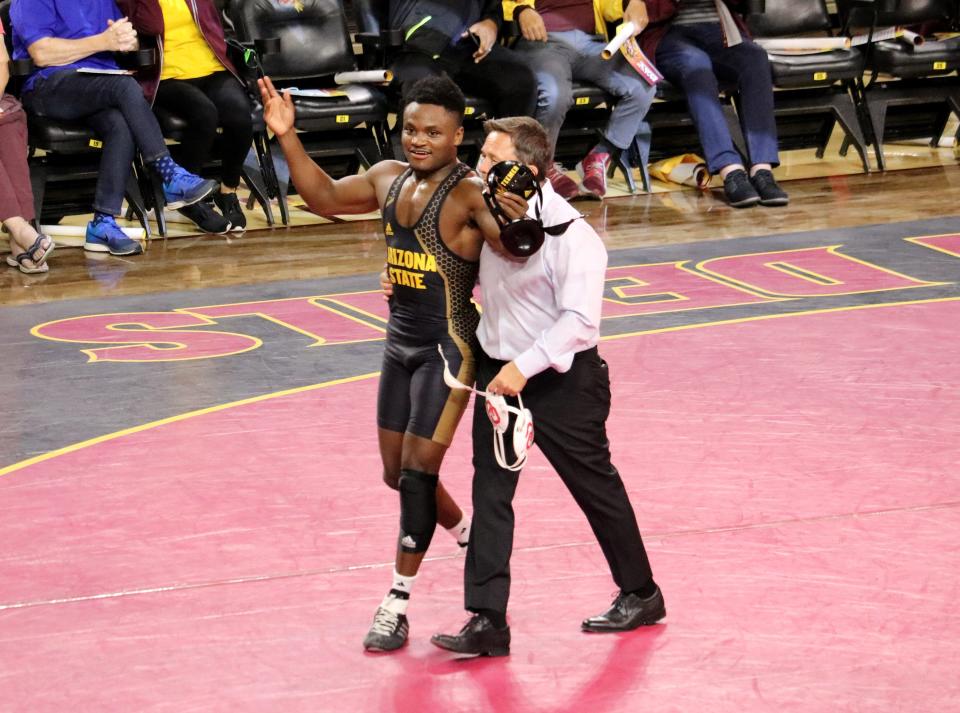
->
[259,73,526,652]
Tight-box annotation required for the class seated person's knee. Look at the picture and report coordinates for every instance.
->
[116,75,147,104]
[539,75,574,113]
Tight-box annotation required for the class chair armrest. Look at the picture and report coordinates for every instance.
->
[356,29,403,52]
[9,57,35,78]
[225,37,281,81]
[132,48,157,67]
[254,37,282,56]
[113,47,157,70]
[355,28,402,71]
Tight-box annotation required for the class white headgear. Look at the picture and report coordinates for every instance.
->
[438,345,534,471]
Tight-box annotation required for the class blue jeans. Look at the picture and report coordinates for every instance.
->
[656,23,779,173]
[23,70,170,216]
[515,30,656,156]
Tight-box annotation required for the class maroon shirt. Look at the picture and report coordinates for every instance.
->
[534,0,596,34]
[640,0,749,60]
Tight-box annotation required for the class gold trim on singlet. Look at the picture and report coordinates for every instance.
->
[386,163,479,445]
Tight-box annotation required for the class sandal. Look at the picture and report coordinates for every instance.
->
[7,253,50,275]
[6,253,49,274]
[6,234,54,274]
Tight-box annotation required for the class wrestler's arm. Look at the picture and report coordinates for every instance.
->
[260,76,400,215]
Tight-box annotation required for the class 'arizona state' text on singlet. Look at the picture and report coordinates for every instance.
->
[381,162,481,347]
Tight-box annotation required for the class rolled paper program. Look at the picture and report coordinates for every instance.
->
[850,26,904,46]
[901,29,925,46]
[619,37,663,86]
[755,37,851,55]
[601,22,636,60]
[333,69,394,85]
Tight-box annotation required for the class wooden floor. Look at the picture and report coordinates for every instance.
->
[3,141,959,307]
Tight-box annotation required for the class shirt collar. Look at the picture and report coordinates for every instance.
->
[528,178,555,219]
[528,177,583,227]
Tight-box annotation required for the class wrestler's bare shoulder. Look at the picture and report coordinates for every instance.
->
[450,173,486,201]
[366,160,408,185]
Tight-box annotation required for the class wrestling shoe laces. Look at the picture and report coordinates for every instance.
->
[363,605,409,651]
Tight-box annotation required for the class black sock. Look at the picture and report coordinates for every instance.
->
[477,608,507,629]
[629,580,658,599]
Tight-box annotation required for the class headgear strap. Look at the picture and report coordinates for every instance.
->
[483,161,580,258]
[437,344,534,471]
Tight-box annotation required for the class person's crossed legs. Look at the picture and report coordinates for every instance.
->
[23,71,219,254]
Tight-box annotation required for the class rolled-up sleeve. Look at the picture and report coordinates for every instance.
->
[10,0,59,48]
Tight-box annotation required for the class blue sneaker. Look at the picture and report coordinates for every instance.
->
[85,215,144,256]
[162,167,218,210]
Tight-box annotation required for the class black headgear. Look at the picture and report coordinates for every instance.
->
[483,161,578,258]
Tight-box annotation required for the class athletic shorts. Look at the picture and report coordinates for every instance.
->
[377,332,476,446]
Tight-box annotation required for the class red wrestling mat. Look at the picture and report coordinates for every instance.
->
[1,299,959,711]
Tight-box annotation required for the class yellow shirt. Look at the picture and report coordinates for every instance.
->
[159,0,225,81]
[503,0,624,39]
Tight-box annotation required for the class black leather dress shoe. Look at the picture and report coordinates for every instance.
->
[581,586,666,632]
[723,169,761,208]
[750,169,789,207]
[431,614,511,657]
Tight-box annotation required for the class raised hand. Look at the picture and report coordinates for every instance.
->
[104,18,138,52]
[258,76,296,137]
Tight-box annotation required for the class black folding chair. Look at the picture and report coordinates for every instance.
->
[745,0,872,172]
[230,0,390,217]
[837,0,960,169]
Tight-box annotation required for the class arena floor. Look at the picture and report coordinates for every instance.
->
[1,151,959,711]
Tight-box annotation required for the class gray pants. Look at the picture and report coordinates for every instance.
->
[514,29,656,155]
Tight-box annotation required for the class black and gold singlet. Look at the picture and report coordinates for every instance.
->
[381,162,481,346]
[376,162,481,446]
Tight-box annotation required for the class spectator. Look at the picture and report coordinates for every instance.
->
[639,0,789,207]
[10,0,218,256]
[388,1,538,119]
[1,25,53,273]
[121,0,253,233]
[506,0,655,199]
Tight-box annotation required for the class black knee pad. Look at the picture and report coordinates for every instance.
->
[398,469,439,554]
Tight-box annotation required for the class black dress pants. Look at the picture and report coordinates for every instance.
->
[464,345,654,615]
[153,71,253,189]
